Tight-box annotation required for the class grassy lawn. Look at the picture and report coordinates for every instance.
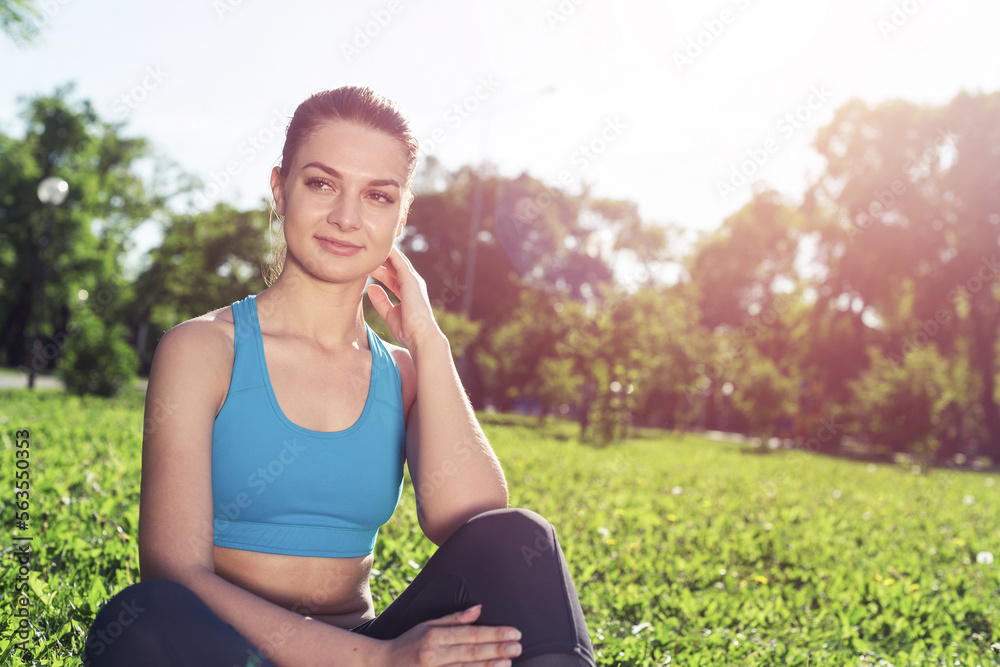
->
[1,389,999,665]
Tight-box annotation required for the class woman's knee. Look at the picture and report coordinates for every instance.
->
[84,579,200,665]
[463,507,553,537]
[451,508,560,565]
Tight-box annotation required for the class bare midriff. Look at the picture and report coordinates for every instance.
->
[213,545,376,630]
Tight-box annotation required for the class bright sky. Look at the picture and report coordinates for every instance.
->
[2,0,998,250]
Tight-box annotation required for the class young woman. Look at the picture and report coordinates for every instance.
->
[83,87,595,666]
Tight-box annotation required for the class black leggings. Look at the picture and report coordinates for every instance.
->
[83,508,595,666]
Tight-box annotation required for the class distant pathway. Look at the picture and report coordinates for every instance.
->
[0,372,148,392]
[0,372,63,390]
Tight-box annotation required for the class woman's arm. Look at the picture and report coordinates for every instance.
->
[369,247,509,546]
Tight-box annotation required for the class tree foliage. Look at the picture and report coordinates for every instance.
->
[0,0,41,44]
[809,91,1000,460]
[58,302,138,397]
[1,84,998,457]
[0,84,163,385]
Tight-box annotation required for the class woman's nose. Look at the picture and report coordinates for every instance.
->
[327,193,362,230]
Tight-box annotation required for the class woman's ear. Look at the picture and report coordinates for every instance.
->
[395,192,411,238]
[270,166,286,217]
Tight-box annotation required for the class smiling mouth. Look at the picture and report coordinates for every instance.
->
[316,236,363,256]
[318,237,361,248]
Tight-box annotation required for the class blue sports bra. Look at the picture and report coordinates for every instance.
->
[211,294,406,558]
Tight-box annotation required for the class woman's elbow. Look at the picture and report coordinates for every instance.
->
[420,495,509,546]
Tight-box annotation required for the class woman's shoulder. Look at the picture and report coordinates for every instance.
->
[379,338,411,365]
[381,340,417,414]
[145,304,243,416]
[159,304,236,351]
[150,305,238,386]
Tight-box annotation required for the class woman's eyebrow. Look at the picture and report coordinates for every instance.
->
[302,161,400,189]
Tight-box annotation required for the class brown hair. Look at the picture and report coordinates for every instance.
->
[264,86,418,285]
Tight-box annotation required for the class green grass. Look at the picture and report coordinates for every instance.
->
[2,389,999,665]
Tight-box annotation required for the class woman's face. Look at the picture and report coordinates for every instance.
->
[271,120,410,285]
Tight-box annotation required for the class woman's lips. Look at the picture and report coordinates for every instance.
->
[316,237,363,256]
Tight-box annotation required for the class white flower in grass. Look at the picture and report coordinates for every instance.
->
[631,622,652,635]
[976,551,994,565]
[963,494,975,505]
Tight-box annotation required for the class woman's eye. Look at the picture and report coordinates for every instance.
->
[306,178,333,190]
[369,191,395,204]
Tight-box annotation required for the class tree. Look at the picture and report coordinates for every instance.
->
[809,92,1000,461]
[688,190,803,336]
[403,161,667,408]
[683,190,812,434]
[848,345,979,463]
[58,303,138,397]
[0,85,163,381]
[0,0,41,44]
[727,342,798,440]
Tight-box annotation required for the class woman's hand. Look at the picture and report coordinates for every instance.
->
[375,605,523,667]
[368,245,444,350]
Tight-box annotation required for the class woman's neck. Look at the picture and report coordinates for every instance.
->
[255,266,369,349]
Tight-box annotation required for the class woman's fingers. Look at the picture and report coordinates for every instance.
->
[385,606,522,667]
[423,606,522,656]
[366,284,394,323]
[379,245,423,292]
[391,244,419,272]
[422,604,482,627]
[369,263,399,296]
[430,626,523,665]
[367,245,441,348]
[422,624,523,665]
